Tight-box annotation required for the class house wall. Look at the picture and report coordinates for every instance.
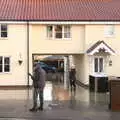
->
[85,24,120,78]
[30,24,86,85]
[73,55,84,84]
[0,24,28,86]
[30,24,120,85]
[73,24,120,85]
[1,23,120,86]
[73,54,89,85]
[31,24,85,54]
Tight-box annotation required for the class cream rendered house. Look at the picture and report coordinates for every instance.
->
[0,0,120,87]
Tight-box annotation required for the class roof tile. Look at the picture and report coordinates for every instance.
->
[0,0,120,21]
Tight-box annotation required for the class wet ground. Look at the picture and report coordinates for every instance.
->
[0,73,119,120]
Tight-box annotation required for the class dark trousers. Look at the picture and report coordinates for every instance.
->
[70,80,76,91]
[33,88,44,108]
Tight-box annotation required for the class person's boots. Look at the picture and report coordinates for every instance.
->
[38,106,43,111]
[38,103,43,111]
[29,107,37,112]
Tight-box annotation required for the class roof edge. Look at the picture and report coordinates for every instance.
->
[86,40,115,55]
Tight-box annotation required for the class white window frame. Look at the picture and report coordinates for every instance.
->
[46,25,71,39]
[0,56,11,73]
[104,25,115,37]
[54,25,63,39]
[46,25,53,39]
[94,56,104,73]
[63,25,71,38]
[0,24,8,38]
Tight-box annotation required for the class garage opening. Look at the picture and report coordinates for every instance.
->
[32,54,74,89]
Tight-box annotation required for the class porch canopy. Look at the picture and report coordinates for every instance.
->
[86,40,115,55]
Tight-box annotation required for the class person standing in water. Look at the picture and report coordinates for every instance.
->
[29,60,46,112]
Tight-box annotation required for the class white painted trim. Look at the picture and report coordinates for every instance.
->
[0,56,11,73]
[46,25,71,39]
[0,21,27,24]
[29,21,120,25]
[0,24,8,39]
[89,56,107,76]
[88,43,115,55]
[94,56,104,73]
[0,21,120,25]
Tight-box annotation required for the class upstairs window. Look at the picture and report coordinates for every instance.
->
[94,57,104,73]
[0,56,10,73]
[47,25,71,39]
[47,25,53,38]
[64,25,71,38]
[1,24,8,38]
[104,25,114,37]
[55,25,62,38]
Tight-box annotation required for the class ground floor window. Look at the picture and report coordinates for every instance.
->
[94,57,104,73]
[0,56,10,73]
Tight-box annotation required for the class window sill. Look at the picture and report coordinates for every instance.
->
[46,38,72,40]
[104,35,115,38]
[0,37,8,40]
[0,72,11,74]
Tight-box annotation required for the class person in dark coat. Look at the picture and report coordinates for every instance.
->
[69,66,76,92]
[29,61,46,112]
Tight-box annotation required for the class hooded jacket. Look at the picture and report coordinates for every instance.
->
[32,63,46,90]
[69,68,76,82]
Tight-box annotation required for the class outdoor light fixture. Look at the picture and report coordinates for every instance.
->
[18,53,23,65]
[18,59,23,65]
[109,60,112,66]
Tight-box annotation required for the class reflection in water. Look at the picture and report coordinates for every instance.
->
[69,91,76,109]
[33,80,109,105]
[0,80,109,107]
[89,92,109,104]
[43,81,70,101]
[52,85,70,101]
[44,82,53,101]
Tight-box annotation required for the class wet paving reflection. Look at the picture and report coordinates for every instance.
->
[0,82,109,105]
[0,72,109,106]
[44,81,109,106]
[0,72,112,120]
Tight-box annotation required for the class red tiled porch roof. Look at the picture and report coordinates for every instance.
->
[0,0,120,21]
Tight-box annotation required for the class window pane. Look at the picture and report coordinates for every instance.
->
[0,57,2,64]
[1,24,7,38]
[4,57,10,72]
[4,57,10,64]
[1,24,7,31]
[64,25,70,32]
[55,33,62,38]
[94,58,98,72]
[64,32,70,38]
[55,25,62,38]
[0,57,3,72]
[47,26,53,38]
[1,32,7,37]
[99,58,103,72]
[4,65,10,72]
[64,25,70,38]
[0,65,2,72]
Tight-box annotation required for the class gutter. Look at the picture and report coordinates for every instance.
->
[27,21,30,87]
